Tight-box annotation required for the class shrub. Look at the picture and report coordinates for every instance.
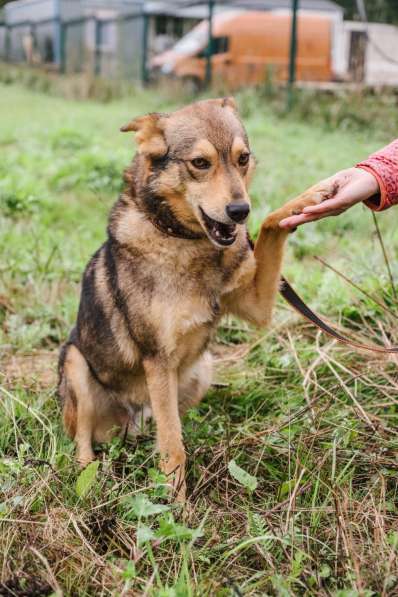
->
[51,151,123,195]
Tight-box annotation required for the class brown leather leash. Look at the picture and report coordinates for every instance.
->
[280,277,398,354]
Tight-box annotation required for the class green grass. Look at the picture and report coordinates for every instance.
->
[1,81,398,596]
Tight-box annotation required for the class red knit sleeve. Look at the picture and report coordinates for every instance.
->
[356,139,398,211]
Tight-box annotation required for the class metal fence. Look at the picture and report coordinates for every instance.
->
[0,2,299,87]
[1,1,398,91]
[0,13,146,81]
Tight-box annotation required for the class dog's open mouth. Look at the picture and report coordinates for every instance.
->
[199,208,237,247]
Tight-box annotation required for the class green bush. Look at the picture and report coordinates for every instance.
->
[51,151,123,194]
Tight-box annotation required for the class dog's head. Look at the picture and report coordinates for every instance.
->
[121,97,255,248]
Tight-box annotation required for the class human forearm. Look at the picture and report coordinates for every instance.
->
[357,139,398,211]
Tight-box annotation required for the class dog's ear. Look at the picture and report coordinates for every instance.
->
[120,113,168,158]
[220,96,238,111]
[206,97,238,112]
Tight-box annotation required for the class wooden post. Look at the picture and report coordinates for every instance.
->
[205,0,215,87]
[54,0,61,67]
[94,18,101,76]
[5,25,10,61]
[287,0,299,110]
[141,11,149,85]
[59,20,65,73]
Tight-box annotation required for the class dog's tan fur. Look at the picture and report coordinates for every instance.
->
[58,97,333,500]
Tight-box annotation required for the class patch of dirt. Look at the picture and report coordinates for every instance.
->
[0,574,52,597]
[0,345,246,391]
[85,511,118,556]
[0,351,57,389]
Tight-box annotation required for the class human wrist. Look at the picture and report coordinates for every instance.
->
[355,167,380,196]
[355,166,384,211]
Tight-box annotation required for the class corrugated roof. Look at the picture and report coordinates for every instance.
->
[4,0,343,21]
[146,0,342,12]
[145,0,343,18]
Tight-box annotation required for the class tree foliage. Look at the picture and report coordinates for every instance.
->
[335,0,398,23]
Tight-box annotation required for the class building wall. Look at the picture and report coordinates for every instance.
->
[3,0,86,64]
[5,0,87,24]
[341,21,398,85]
[3,0,58,62]
[366,23,398,85]
[59,0,85,21]
[5,0,56,24]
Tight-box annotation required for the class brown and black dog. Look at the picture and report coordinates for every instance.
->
[58,97,332,501]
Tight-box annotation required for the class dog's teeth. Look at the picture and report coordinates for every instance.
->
[215,230,220,237]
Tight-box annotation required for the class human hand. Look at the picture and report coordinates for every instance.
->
[279,167,380,229]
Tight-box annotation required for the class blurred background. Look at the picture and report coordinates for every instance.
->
[0,0,398,92]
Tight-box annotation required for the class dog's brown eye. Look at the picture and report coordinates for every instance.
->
[191,157,211,170]
[238,152,250,167]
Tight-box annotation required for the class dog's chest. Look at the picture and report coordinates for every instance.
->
[124,232,254,359]
[149,250,253,360]
[149,284,219,358]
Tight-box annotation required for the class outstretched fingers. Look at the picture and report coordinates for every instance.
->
[301,191,355,215]
[280,206,347,228]
[279,211,321,228]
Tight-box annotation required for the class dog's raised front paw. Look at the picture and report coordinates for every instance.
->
[263,180,337,230]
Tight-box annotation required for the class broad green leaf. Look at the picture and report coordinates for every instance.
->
[319,564,332,579]
[291,549,307,577]
[137,523,156,545]
[75,461,99,498]
[122,560,136,581]
[278,478,296,499]
[156,514,202,541]
[387,530,398,549]
[124,494,170,519]
[271,574,291,597]
[228,459,258,492]
[11,495,24,507]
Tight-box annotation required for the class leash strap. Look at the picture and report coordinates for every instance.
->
[280,277,398,354]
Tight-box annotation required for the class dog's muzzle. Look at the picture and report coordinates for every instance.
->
[199,207,238,247]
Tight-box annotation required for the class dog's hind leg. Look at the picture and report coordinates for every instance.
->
[62,345,96,467]
[178,351,213,416]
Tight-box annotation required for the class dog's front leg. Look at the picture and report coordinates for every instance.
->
[229,223,288,327]
[225,180,335,326]
[143,358,186,502]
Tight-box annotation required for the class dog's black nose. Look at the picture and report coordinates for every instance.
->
[226,202,250,223]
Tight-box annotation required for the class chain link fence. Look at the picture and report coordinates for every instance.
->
[0,12,146,81]
[1,1,398,89]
